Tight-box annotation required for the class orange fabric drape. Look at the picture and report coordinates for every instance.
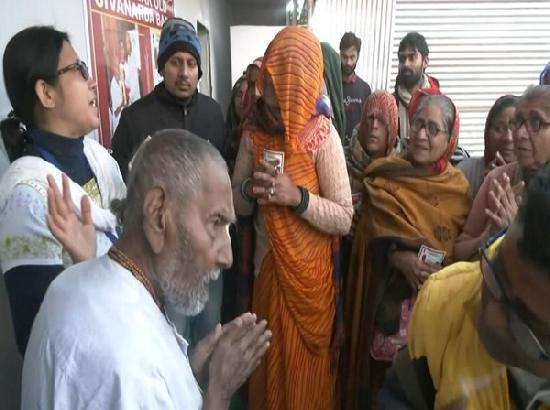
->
[341,156,471,409]
[248,27,337,410]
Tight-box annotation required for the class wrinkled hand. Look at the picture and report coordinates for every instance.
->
[390,250,440,290]
[485,173,524,232]
[207,313,271,402]
[251,160,301,207]
[484,151,507,177]
[46,174,97,263]
[190,323,223,387]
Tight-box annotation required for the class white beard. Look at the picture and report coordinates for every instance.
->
[156,227,221,316]
[163,268,220,316]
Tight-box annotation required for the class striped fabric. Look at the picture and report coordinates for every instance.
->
[248,26,337,410]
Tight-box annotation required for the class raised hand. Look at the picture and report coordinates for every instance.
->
[484,151,507,176]
[485,173,524,231]
[46,174,97,263]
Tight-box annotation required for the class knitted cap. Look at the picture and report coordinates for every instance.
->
[157,18,202,78]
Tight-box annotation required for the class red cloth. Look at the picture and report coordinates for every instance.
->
[357,90,398,157]
[426,75,440,91]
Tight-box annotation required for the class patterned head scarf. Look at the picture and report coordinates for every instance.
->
[259,26,323,153]
[357,90,398,157]
[408,88,460,173]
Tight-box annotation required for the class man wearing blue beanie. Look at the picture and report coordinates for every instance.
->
[112,17,227,180]
[111,18,227,349]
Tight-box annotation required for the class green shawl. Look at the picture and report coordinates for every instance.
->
[321,42,346,141]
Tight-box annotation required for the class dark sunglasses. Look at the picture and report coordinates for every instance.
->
[480,231,550,361]
[48,60,90,81]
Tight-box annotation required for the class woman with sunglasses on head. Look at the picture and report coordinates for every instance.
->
[0,26,125,355]
[454,85,550,262]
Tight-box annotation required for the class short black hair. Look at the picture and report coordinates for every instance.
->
[517,163,550,274]
[340,32,361,53]
[398,32,429,58]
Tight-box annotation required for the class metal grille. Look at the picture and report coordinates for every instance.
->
[391,0,550,156]
[312,0,550,156]
[310,0,397,91]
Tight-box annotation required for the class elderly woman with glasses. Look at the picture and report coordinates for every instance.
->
[454,85,550,262]
[341,89,472,409]
[0,26,125,355]
[379,163,550,410]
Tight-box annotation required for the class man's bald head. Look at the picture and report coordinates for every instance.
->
[120,129,227,228]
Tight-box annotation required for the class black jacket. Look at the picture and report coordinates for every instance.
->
[111,82,227,180]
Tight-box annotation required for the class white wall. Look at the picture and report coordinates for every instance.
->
[230,25,285,86]
[230,0,286,26]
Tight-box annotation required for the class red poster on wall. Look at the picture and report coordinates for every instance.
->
[85,0,175,148]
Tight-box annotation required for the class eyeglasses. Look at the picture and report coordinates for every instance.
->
[480,243,550,361]
[49,60,90,81]
[510,117,550,134]
[410,118,448,139]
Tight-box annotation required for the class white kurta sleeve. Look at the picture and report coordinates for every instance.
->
[0,183,65,272]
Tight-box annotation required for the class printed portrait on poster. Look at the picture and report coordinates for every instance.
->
[85,0,175,147]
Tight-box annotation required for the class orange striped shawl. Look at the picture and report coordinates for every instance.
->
[248,26,336,410]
